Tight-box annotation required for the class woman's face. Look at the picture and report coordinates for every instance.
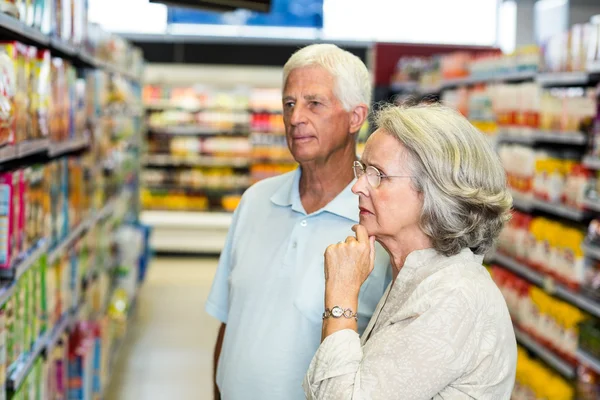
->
[352,129,424,241]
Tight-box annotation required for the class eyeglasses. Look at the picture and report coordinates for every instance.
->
[353,161,413,188]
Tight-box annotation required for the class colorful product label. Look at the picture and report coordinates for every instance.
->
[0,174,12,268]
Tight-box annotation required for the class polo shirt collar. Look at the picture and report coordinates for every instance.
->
[270,168,359,222]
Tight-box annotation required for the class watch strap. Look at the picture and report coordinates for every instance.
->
[322,306,358,321]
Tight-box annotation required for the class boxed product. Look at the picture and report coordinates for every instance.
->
[0,41,29,146]
[69,157,84,228]
[23,165,46,251]
[0,173,13,270]
[0,0,18,17]
[50,56,68,143]
[31,48,51,140]
[0,45,16,149]
[513,347,574,400]
[12,171,23,263]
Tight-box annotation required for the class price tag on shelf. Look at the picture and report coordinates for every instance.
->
[543,276,557,294]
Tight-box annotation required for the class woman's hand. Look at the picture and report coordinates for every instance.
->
[324,224,376,298]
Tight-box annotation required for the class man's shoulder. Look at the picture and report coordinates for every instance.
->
[238,169,297,207]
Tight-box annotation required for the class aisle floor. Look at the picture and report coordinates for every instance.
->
[105,256,220,400]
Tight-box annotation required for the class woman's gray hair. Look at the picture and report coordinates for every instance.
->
[375,102,513,257]
[283,44,371,111]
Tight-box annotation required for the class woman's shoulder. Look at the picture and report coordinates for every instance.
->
[416,258,508,314]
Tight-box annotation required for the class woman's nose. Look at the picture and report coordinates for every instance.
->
[352,174,369,196]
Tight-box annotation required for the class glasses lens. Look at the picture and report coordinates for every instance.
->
[365,166,381,188]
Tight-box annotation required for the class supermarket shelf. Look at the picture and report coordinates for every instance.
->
[440,70,536,89]
[492,252,600,318]
[49,36,77,57]
[7,332,49,392]
[577,349,600,374]
[0,137,92,170]
[0,12,49,46]
[0,283,14,309]
[514,327,575,379]
[583,241,600,260]
[531,198,589,221]
[17,139,49,158]
[14,240,48,281]
[497,130,586,145]
[48,219,92,265]
[536,71,589,86]
[492,253,544,286]
[390,81,419,92]
[143,184,249,194]
[0,14,140,81]
[0,240,48,281]
[149,126,249,136]
[0,145,17,163]
[584,197,600,213]
[510,192,534,212]
[44,314,71,356]
[583,155,600,170]
[141,210,232,253]
[417,86,442,96]
[141,210,232,228]
[48,136,90,157]
[143,155,251,168]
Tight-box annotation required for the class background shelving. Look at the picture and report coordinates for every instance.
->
[386,20,600,397]
[0,4,150,400]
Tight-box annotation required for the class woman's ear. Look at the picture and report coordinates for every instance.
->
[349,104,369,134]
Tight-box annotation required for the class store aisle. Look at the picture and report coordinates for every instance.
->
[105,256,220,400]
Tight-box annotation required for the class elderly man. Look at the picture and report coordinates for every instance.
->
[206,44,390,400]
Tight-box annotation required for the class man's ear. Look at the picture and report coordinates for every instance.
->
[349,104,369,134]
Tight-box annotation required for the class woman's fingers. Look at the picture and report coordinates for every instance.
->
[369,236,376,267]
[345,236,356,244]
[352,224,369,244]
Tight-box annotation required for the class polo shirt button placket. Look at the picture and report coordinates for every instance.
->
[300,220,307,227]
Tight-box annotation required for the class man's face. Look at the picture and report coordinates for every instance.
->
[282,66,353,164]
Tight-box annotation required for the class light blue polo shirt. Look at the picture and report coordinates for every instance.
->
[205,168,390,400]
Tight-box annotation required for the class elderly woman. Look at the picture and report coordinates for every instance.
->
[303,103,517,399]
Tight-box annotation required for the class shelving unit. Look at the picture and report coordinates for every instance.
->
[410,68,600,93]
[439,70,537,89]
[491,253,600,318]
[0,8,146,399]
[0,13,140,81]
[141,210,232,253]
[514,327,575,379]
[577,349,600,374]
[141,87,297,252]
[7,333,48,392]
[509,191,590,221]
[496,130,587,145]
[143,155,251,168]
[583,242,600,260]
[584,155,600,170]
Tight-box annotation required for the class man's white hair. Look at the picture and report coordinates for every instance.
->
[282,44,372,111]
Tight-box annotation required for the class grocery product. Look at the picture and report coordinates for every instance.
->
[23,165,46,250]
[513,347,574,400]
[31,48,50,140]
[491,266,585,360]
[497,211,587,287]
[0,0,18,18]
[0,173,14,270]
[1,42,28,146]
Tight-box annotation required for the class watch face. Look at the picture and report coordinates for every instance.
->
[331,306,343,318]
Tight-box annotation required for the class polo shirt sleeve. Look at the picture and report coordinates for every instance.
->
[205,197,245,324]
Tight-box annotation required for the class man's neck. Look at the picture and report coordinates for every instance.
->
[299,146,356,214]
